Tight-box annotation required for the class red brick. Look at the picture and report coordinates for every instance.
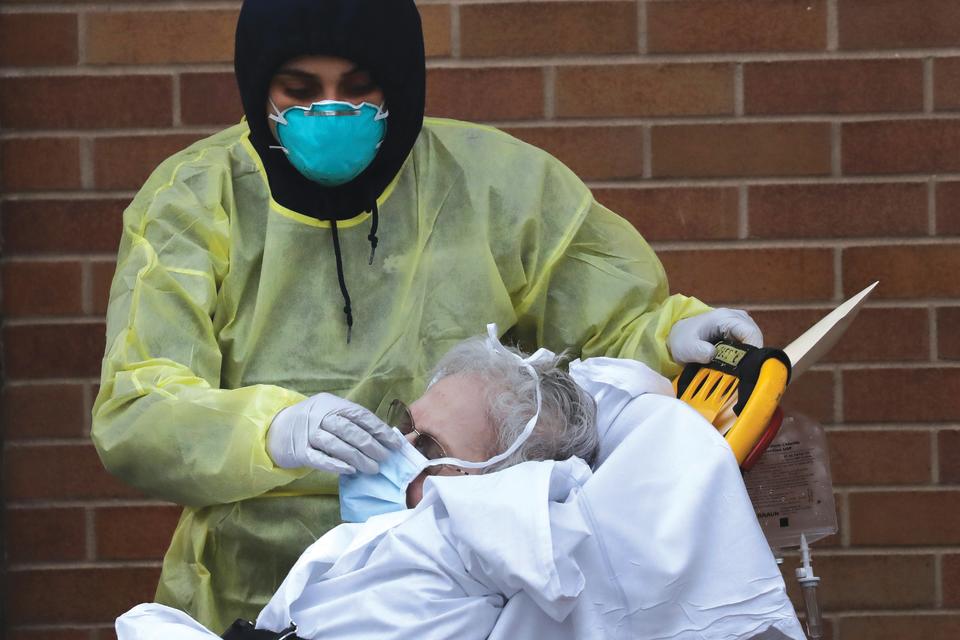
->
[779,553,935,609]
[0,13,77,67]
[936,180,960,235]
[782,369,834,424]
[828,430,931,485]
[460,2,637,58]
[504,126,643,181]
[850,491,960,545]
[4,444,141,502]
[843,244,960,299]
[2,383,87,439]
[939,307,960,360]
[594,187,739,242]
[749,182,927,239]
[2,261,84,317]
[945,554,960,606]
[750,307,930,364]
[556,64,733,118]
[844,368,960,423]
[652,123,831,178]
[92,261,118,316]
[0,76,172,130]
[841,614,960,640]
[935,57,960,111]
[93,134,204,190]
[648,0,827,54]
[5,507,86,563]
[6,567,159,625]
[843,120,960,174]
[426,67,544,122]
[3,322,105,380]
[420,4,451,58]
[2,199,126,256]
[659,248,834,304]
[95,505,181,560]
[86,10,236,64]
[745,59,923,115]
[839,0,960,50]
[0,137,82,192]
[180,72,243,126]
[941,430,960,484]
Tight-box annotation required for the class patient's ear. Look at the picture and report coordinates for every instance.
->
[406,471,426,508]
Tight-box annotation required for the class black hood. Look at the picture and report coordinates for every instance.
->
[235,0,425,221]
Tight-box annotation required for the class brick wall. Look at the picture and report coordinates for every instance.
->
[2,1,959,638]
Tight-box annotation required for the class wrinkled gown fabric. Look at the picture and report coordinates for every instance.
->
[93,118,710,631]
[114,359,803,639]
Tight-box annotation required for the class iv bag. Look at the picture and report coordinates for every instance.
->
[743,411,837,551]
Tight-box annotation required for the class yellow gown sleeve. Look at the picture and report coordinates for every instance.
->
[92,150,315,508]
[515,196,711,379]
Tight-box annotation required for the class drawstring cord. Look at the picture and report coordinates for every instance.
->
[329,220,353,344]
[368,201,379,265]
[329,201,379,344]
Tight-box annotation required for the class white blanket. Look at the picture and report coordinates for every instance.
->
[117,359,804,640]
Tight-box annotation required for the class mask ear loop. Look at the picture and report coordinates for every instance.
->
[425,323,552,471]
[268,98,290,154]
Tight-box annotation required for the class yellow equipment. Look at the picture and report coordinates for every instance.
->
[674,341,792,469]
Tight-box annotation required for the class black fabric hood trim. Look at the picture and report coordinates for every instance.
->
[235,0,425,221]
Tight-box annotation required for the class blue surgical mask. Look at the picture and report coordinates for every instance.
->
[269,99,388,187]
[339,435,428,523]
[339,324,555,524]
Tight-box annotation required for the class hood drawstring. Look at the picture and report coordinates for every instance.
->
[329,201,380,344]
[368,201,380,265]
[329,220,353,344]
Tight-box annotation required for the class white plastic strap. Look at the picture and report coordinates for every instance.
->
[424,323,552,471]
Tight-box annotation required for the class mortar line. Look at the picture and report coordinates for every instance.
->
[637,0,648,56]
[641,125,652,179]
[85,507,96,562]
[83,381,94,437]
[172,72,182,127]
[76,9,88,66]
[834,365,844,425]
[931,428,940,485]
[924,57,935,113]
[827,0,839,52]
[833,246,843,301]
[734,63,744,117]
[79,137,95,190]
[831,122,842,177]
[543,66,556,120]
[930,305,940,363]
[935,552,944,608]
[928,179,938,236]
[450,3,461,60]
[840,490,851,547]
[738,184,748,239]
[80,260,93,315]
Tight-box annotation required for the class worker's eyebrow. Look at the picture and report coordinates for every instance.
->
[274,68,319,81]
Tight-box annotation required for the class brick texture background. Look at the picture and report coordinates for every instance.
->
[2,1,959,638]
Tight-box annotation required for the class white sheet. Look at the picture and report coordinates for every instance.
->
[116,359,804,640]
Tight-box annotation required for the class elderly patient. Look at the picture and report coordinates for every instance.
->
[117,333,804,640]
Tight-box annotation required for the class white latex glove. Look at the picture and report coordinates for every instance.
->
[667,308,764,365]
[267,393,405,474]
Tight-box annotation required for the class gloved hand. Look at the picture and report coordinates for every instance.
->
[267,393,405,474]
[667,308,764,365]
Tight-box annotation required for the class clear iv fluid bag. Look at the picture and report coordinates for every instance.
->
[743,411,837,551]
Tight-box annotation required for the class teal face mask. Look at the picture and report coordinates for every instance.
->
[269,99,388,187]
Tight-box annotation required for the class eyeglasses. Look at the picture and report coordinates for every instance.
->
[387,399,469,476]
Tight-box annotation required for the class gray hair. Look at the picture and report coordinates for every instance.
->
[430,337,598,472]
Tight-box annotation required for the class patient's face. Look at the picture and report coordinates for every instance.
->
[405,374,497,507]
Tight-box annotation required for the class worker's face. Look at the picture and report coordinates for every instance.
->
[266,55,385,137]
[404,374,497,508]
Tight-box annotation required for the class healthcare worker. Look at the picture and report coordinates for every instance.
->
[92,0,762,632]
